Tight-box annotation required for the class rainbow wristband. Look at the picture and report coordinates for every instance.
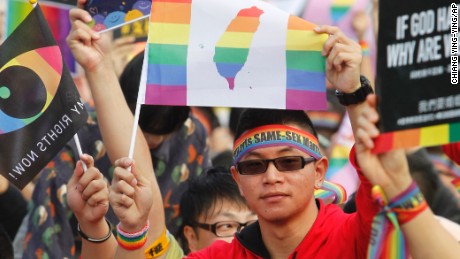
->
[367,182,427,259]
[359,40,370,56]
[452,177,460,194]
[116,221,149,250]
[390,181,428,225]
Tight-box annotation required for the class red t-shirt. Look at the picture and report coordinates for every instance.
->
[185,148,377,259]
[442,142,460,165]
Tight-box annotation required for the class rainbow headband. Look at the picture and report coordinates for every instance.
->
[233,125,322,163]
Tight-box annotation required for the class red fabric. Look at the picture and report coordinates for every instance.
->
[185,147,378,259]
[442,142,460,165]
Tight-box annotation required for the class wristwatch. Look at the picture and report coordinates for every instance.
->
[335,76,374,106]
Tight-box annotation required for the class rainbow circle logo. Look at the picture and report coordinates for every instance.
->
[0,46,62,134]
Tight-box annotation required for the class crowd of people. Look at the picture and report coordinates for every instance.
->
[1,0,460,258]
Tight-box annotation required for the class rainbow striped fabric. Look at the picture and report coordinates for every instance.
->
[373,121,460,153]
[314,180,347,204]
[7,0,76,72]
[141,0,327,110]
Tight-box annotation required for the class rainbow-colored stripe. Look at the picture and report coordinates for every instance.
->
[214,6,264,90]
[373,122,460,153]
[0,46,62,134]
[368,185,408,259]
[453,177,460,194]
[116,222,149,250]
[314,180,347,204]
[7,0,76,72]
[285,15,327,110]
[233,124,322,163]
[145,0,191,105]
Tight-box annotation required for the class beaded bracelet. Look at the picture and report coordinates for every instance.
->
[116,221,149,250]
[144,228,170,259]
[77,218,113,243]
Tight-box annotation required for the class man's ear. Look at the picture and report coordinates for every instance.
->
[183,225,199,253]
[314,157,328,188]
[230,165,245,196]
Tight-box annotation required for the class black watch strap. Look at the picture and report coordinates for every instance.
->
[335,76,373,106]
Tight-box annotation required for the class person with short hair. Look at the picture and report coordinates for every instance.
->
[178,167,257,253]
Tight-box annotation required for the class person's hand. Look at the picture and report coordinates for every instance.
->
[67,154,109,224]
[314,25,362,93]
[109,158,153,232]
[353,95,412,199]
[66,2,112,72]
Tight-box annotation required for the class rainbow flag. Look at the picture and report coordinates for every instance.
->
[373,122,460,153]
[0,4,87,189]
[140,0,327,110]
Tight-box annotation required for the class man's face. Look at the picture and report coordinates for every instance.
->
[231,139,326,223]
[185,200,257,252]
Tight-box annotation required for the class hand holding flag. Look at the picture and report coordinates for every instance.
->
[66,8,111,72]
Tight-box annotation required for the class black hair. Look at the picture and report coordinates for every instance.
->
[407,149,460,223]
[229,108,244,136]
[119,51,190,135]
[0,225,13,259]
[234,108,318,140]
[178,167,249,251]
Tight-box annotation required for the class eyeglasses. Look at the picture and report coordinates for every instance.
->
[236,156,316,175]
[193,220,257,237]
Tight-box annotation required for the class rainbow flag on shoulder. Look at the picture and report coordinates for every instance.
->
[139,0,327,110]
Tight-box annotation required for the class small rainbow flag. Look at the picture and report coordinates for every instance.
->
[373,122,460,153]
[330,0,356,24]
[140,0,327,110]
[285,15,326,110]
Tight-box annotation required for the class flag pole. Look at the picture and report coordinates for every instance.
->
[127,45,149,168]
[73,134,88,172]
[128,103,141,161]
[98,15,149,34]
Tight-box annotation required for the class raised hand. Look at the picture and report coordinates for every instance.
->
[109,158,153,232]
[67,154,109,224]
[66,6,112,72]
[352,95,413,199]
[314,25,362,93]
